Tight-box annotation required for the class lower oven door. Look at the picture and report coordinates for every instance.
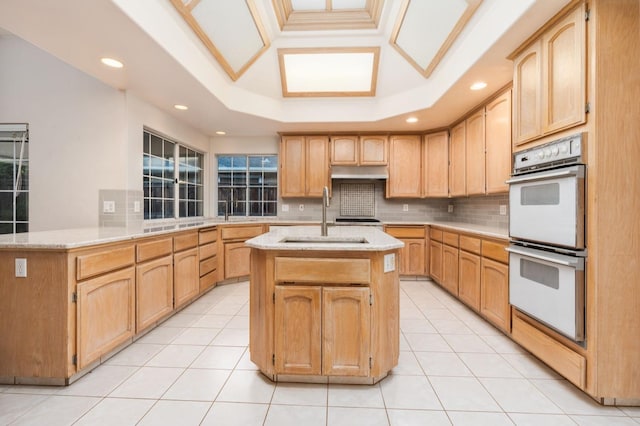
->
[507,244,585,342]
[507,165,585,249]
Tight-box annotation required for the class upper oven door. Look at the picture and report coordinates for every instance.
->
[508,165,585,249]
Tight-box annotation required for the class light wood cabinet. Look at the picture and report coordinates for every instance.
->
[220,224,264,280]
[173,232,199,308]
[449,122,466,197]
[330,136,359,165]
[458,250,481,310]
[136,255,173,333]
[442,237,459,296]
[512,2,586,146]
[360,135,388,165]
[387,135,422,198]
[76,267,136,369]
[480,257,510,332]
[280,135,329,197]
[485,90,512,193]
[465,110,486,195]
[198,227,218,292]
[429,242,443,284]
[385,226,426,276]
[423,131,449,197]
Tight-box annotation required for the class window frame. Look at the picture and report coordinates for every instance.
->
[217,154,278,217]
[143,129,204,221]
[0,124,29,234]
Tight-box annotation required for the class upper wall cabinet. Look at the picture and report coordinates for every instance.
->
[423,131,449,198]
[280,136,330,198]
[512,2,586,146]
[330,135,388,166]
[485,90,512,193]
[465,110,486,196]
[387,135,422,198]
[449,122,466,197]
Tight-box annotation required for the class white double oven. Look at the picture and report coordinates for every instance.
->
[507,133,587,343]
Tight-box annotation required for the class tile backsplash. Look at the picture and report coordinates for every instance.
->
[277,180,508,230]
[99,189,143,228]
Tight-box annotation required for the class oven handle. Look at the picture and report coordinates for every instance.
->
[506,245,582,267]
[505,165,584,184]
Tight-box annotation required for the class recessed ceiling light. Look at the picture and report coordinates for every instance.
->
[470,81,487,91]
[174,104,188,111]
[406,117,418,123]
[215,131,227,135]
[100,57,123,68]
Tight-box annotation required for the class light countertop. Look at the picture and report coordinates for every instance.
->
[0,218,507,250]
[245,226,404,251]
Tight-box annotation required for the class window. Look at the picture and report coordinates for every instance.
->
[0,124,29,234]
[217,155,277,217]
[143,130,204,220]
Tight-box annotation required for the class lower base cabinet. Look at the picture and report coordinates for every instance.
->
[224,241,252,279]
[458,250,481,310]
[442,244,459,296]
[480,258,510,331]
[429,240,443,283]
[274,285,370,377]
[76,267,136,369]
[174,248,199,309]
[136,256,173,333]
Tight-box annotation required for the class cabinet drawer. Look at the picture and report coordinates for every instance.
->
[385,226,425,238]
[199,242,217,260]
[173,232,198,252]
[443,231,459,247]
[429,228,443,242]
[76,246,135,281]
[221,225,264,241]
[481,239,508,263]
[459,235,481,254]
[199,228,217,244]
[200,270,217,292]
[136,238,173,263]
[200,256,217,276]
[511,314,586,389]
[274,257,371,284]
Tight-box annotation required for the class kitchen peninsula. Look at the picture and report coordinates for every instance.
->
[246,226,403,384]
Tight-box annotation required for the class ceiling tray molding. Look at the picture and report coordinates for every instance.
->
[272,0,384,31]
[170,0,270,81]
[390,0,482,78]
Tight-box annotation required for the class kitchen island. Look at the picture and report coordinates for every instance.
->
[245,226,403,384]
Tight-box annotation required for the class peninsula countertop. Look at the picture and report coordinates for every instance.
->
[245,225,404,251]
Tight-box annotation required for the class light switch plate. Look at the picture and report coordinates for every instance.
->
[103,200,115,213]
[383,253,395,273]
[282,204,289,212]
[499,205,507,215]
[133,201,141,213]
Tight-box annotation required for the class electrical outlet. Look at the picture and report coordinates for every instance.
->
[133,201,141,213]
[103,200,115,213]
[402,204,409,212]
[499,205,507,215]
[448,204,454,213]
[281,204,289,212]
[298,204,304,212]
[15,258,27,278]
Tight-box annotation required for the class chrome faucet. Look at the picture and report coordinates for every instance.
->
[321,186,329,236]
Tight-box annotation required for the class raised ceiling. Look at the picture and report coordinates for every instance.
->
[0,0,572,136]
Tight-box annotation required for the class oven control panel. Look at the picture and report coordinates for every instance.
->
[513,133,584,173]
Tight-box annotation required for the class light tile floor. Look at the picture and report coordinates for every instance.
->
[1,279,639,425]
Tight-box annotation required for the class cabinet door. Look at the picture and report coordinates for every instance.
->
[387,135,422,198]
[513,41,542,145]
[449,122,466,197]
[458,251,481,311]
[275,286,322,375]
[331,136,358,165]
[480,258,510,332]
[224,241,251,279]
[280,136,306,197]
[136,255,174,333]
[465,110,486,195]
[174,248,199,309]
[442,245,459,296]
[424,131,449,197]
[429,240,443,284]
[542,4,586,134]
[306,136,330,197]
[485,90,512,194]
[76,267,135,369]
[405,238,426,276]
[323,287,370,376]
[360,135,388,165]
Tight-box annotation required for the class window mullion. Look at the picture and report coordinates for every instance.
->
[173,142,179,219]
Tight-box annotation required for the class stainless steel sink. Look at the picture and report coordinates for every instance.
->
[280,236,368,244]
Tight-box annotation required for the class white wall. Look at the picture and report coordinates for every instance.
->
[0,35,211,231]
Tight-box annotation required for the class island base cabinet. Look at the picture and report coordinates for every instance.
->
[323,287,370,377]
[76,267,136,370]
[274,285,370,377]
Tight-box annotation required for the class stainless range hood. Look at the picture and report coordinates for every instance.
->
[331,166,388,180]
